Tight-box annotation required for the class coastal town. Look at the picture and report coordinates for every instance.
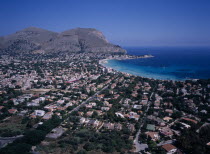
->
[0,52,210,154]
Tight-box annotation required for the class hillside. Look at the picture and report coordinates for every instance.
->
[0,27,126,54]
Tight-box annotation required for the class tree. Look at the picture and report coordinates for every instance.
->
[171,111,182,119]
[83,142,95,151]
[23,130,46,145]
[0,143,31,154]
[77,149,87,154]
[91,111,98,118]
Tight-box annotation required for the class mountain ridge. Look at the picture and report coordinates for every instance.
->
[0,27,126,55]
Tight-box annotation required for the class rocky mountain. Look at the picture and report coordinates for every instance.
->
[0,27,126,54]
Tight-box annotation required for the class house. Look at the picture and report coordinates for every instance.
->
[87,119,100,128]
[35,110,45,117]
[179,122,191,129]
[115,112,125,118]
[12,98,25,105]
[65,102,73,108]
[128,112,140,121]
[104,101,110,106]
[38,97,45,102]
[42,112,53,120]
[200,110,207,114]
[97,94,105,99]
[85,104,93,109]
[162,144,177,154]
[81,94,87,99]
[114,123,122,131]
[89,102,96,107]
[103,122,114,130]
[78,112,84,116]
[0,106,4,110]
[86,111,94,117]
[44,105,57,112]
[80,117,86,124]
[111,83,116,89]
[145,132,160,141]
[46,127,66,139]
[57,100,65,105]
[32,98,41,104]
[163,117,173,122]
[27,101,39,106]
[95,110,103,115]
[133,105,142,109]
[165,109,173,115]
[57,107,66,111]
[181,117,198,124]
[154,102,160,108]
[101,107,110,111]
[140,100,148,105]
[8,109,17,114]
[127,123,135,132]
[159,127,173,137]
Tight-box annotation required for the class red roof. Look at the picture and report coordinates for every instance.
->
[181,117,198,124]
[8,109,17,114]
[162,144,177,152]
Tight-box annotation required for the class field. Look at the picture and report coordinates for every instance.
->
[0,116,26,137]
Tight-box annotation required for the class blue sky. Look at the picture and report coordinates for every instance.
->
[0,0,210,47]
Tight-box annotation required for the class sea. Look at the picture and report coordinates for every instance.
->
[103,47,210,81]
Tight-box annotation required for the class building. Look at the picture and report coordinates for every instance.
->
[145,132,160,141]
[103,122,114,130]
[162,144,177,154]
[159,127,173,137]
[8,109,17,114]
[46,127,66,139]
[35,110,45,117]
[42,112,53,120]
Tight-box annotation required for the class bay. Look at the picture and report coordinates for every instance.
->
[103,47,210,80]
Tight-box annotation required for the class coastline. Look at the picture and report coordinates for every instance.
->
[99,55,186,82]
[99,54,154,65]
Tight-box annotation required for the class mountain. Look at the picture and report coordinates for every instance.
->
[0,27,126,54]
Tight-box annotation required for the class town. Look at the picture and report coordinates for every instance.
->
[0,52,210,154]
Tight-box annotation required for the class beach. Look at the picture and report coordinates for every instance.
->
[99,47,210,81]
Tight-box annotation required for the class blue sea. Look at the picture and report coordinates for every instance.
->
[103,47,210,81]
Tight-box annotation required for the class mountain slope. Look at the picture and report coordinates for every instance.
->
[0,27,126,54]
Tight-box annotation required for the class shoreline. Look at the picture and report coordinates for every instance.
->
[99,55,188,82]
[99,54,154,64]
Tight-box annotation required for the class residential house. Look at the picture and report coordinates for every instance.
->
[103,122,114,130]
[42,112,53,120]
[114,123,122,131]
[162,144,177,154]
[35,110,45,117]
[145,132,160,141]
[159,127,173,137]
[8,109,17,114]
[46,127,66,139]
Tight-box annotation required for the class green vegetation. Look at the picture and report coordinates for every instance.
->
[0,115,62,154]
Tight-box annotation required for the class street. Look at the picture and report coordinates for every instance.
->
[133,91,154,152]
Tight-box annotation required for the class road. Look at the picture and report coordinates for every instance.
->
[32,76,117,153]
[133,92,154,152]
[68,84,110,114]
[0,135,23,148]
[62,76,119,123]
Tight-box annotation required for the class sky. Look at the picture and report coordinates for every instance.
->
[0,0,210,47]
